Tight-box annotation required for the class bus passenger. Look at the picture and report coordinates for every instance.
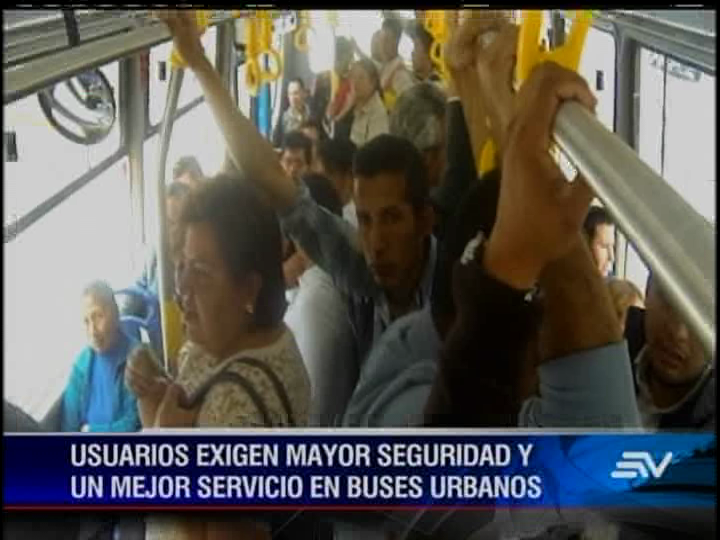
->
[279,130,312,183]
[299,118,327,173]
[60,281,141,433]
[157,10,435,387]
[583,205,616,277]
[172,155,205,189]
[389,82,447,190]
[128,176,309,539]
[272,77,310,148]
[410,22,443,85]
[378,17,416,110]
[349,59,389,147]
[414,16,640,429]
[607,278,645,331]
[316,137,358,227]
[285,173,356,426]
[327,36,356,141]
[631,273,714,429]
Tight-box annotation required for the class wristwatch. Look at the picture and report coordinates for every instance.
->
[460,232,536,303]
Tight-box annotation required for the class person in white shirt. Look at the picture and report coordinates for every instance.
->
[349,59,389,147]
[284,173,357,426]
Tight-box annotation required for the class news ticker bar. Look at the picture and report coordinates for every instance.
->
[3,432,715,509]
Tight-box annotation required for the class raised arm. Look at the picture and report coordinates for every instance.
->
[517,235,640,428]
[425,62,599,427]
[155,11,296,210]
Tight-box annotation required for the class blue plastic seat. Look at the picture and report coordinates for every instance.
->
[115,286,163,362]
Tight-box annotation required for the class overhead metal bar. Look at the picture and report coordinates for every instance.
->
[594,10,715,74]
[554,102,716,358]
[4,11,145,68]
[3,12,238,105]
[3,95,204,244]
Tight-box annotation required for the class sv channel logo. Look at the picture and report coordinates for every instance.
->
[610,451,673,480]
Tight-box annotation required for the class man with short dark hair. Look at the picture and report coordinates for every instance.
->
[61,281,141,432]
[316,137,358,227]
[583,205,616,277]
[280,130,312,183]
[630,273,714,429]
[172,155,204,189]
[273,77,310,148]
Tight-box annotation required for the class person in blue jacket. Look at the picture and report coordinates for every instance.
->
[61,280,141,432]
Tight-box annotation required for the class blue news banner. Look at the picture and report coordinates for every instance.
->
[3,432,716,509]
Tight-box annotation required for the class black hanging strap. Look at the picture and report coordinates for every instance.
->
[62,10,80,47]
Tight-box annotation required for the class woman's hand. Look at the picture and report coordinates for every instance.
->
[153,10,208,70]
[125,346,171,428]
[154,383,200,428]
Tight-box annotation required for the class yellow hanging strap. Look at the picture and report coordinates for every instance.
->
[244,14,262,96]
[294,10,312,52]
[170,10,211,69]
[424,10,449,81]
[516,10,592,85]
[256,10,282,84]
[477,10,592,175]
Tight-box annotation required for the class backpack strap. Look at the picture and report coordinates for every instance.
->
[227,357,296,427]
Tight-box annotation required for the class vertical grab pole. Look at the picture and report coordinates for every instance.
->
[155,67,185,374]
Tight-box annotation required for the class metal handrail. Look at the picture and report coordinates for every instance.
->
[3,13,238,105]
[155,67,184,369]
[555,102,715,358]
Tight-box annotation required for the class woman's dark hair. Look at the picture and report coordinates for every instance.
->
[352,58,382,96]
[179,174,287,328]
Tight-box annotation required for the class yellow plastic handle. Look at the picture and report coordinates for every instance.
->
[245,15,259,58]
[161,299,184,377]
[294,10,311,52]
[294,26,310,52]
[170,10,211,69]
[246,59,261,96]
[478,139,498,176]
[515,10,592,85]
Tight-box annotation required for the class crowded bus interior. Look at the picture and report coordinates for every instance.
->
[3,8,716,540]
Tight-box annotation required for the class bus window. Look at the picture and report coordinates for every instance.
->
[627,48,716,290]
[165,103,227,182]
[335,10,383,59]
[663,57,715,224]
[4,158,133,420]
[149,27,217,128]
[624,48,665,290]
[308,14,335,74]
[4,61,120,226]
[578,27,616,131]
